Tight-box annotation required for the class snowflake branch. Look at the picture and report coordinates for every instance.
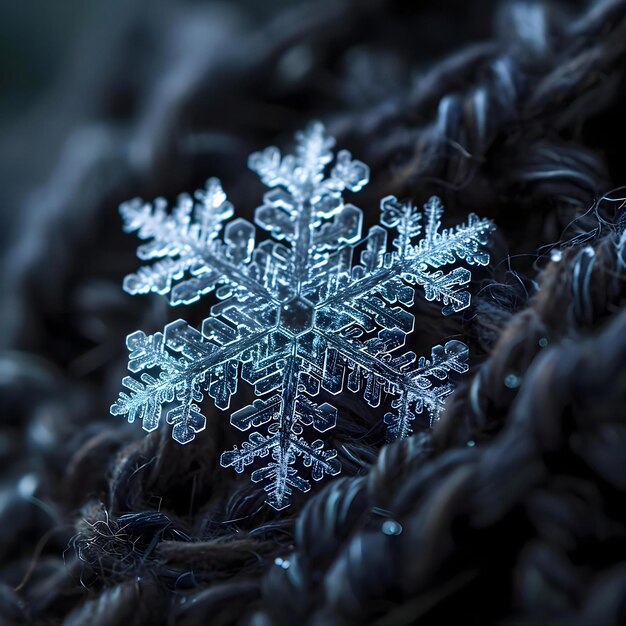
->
[112,327,273,442]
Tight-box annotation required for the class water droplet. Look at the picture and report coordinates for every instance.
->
[504,373,521,389]
[18,473,38,498]
[381,519,403,536]
[466,440,476,447]
[550,249,562,262]
[274,557,290,569]
[538,337,548,348]
[276,45,313,84]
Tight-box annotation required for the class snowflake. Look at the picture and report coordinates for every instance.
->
[111,123,493,509]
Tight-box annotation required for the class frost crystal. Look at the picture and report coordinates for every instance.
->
[111,123,493,509]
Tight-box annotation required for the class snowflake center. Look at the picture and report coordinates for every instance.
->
[278,297,315,337]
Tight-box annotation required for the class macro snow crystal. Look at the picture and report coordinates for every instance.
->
[111,123,494,509]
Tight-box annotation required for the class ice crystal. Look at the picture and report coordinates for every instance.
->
[111,123,493,509]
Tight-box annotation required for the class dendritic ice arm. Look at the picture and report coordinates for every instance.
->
[382,340,469,438]
[120,178,273,305]
[220,349,341,510]
[111,320,274,444]
[406,196,493,315]
[316,327,469,438]
[313,195,494,318]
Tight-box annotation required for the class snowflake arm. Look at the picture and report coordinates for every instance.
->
[220,345,340,510]
[120,178,272,305]
[111,322,273,444]
[316,328,469,438]
[315,195,493,317]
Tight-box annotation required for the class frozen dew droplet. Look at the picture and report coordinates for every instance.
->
[550,249,562,262]
[381,519,403,536]
[17,473,38,498]
[504,373,522,389]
